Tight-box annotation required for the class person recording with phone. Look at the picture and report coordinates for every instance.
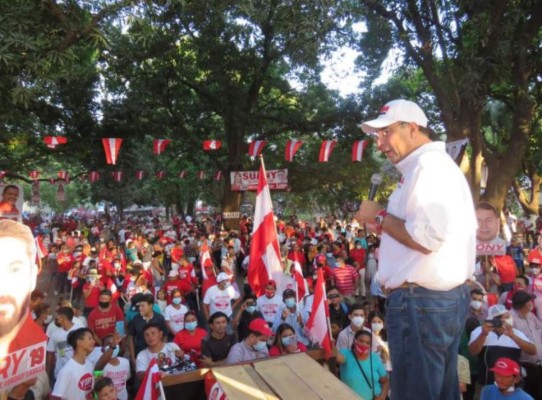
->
[468,304,535,385]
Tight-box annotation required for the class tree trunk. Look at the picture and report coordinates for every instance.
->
[222,176,241,231]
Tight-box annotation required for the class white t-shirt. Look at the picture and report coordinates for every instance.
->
[203,285,239,317]
[136,342,181,373]
[256,295,282,324]
[103,358,131,400]
[51,358,94,400]
[46,323,83,378]
[164,304,189,334]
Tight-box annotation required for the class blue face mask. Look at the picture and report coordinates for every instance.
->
[106,346,120,358]
[285,298,296,309]
[172,298,182,305]
[185,321,197,331]
[254,341,267,352]
[281,335,296,347]
[246,305,257,314]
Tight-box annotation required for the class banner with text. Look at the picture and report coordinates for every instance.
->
[230,169,288,191]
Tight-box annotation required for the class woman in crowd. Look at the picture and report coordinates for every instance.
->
[335,330,389,400]
[369,311,391,371]
[269,323,307,356]
[173,311,207,366]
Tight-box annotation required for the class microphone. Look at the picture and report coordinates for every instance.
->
[368,173,382,201]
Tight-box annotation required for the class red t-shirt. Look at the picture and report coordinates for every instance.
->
[494,255,517,284]
[268,342,308,356]
[171,247,184,264]
[83,283,103,308]
[163,279,183,303]
[87,305,124,340]
[527,248,542,264]
[173,327,207,355]
[57,252,75,273]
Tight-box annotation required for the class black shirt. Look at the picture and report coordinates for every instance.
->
[201,333,238,362]
[129,312,168,356]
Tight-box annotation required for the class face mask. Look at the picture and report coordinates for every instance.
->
[246,305,257,314]
[172,298,182,305]
[185,321,197,331]
[281,335,296,347]
[351,316,365,327]
[114,263,121,269]
[355,343,370,356]
[470,300,483,310]
[494,381,515,393]
[532,268,540,276]
[99,301,110,309]
[106,346,120,358]
[254,341,267,352]
[265,290,275,298]
[44,315,53,325]
[504,317,514,326]
[285,298,296,308]
[371,322,384,332]
[222,281,230,288]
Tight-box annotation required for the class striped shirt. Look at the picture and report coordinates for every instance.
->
[332,265,359,295]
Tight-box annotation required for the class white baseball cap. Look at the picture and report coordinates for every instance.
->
[216,272,230,283]
[487,304,507,319]
[361,99,428,134]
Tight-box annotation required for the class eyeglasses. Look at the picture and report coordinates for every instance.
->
[328,294,340,299]
[369,122,407,139]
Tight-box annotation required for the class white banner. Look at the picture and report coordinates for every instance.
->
[230,169,288,191]
[0,183,24,222]
[0,340,47,391]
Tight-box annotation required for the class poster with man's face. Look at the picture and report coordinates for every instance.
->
[475,207,506,255]
[0,183,24,223]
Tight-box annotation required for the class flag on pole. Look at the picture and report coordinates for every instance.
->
[319,140,336,162]
[35,235,48,259]
[203,140,222,150]
[248,140,267,157]
[44,136,67,149]
[199,241,213,281]
[352,140,369,162]
[306,268,332,357]
[135,170,144,180]
[247,157,287,297]
[153,139,171,155]
[285,139,303,162]
[291,260,308,302]
[134,359,165,400]
[102,138,123,165]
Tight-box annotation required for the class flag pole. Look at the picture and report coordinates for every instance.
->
[158,379,167,399]
[320,269,333,346]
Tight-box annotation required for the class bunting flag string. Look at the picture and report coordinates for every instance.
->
[178,170,187,178]
[135,170,144,181]
[156,171,166,180]
[102,138,123,165]
[285,140,303,162]
[112,171,123,182]
[153,139,171,155]
[213,171,223,181]
[43,136,67,149]
[248,140,267,157]
[203,140,222,150]
[319,140,336,162]
[89,171,100,182]
[352,140,369,162]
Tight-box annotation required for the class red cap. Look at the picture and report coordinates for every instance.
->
[248,318,273,336]
[490,358,520,377]
[266,280,277,289]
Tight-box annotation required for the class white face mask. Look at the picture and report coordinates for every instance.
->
[351,316,365,328]
[504,317,514,326]
[44,315,53,325]
[470,300,483,310]
[371,322,384,332]
[494,381,515,393]
[532,268,540,276]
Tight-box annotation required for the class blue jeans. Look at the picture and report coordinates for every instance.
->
[386,283,469,400]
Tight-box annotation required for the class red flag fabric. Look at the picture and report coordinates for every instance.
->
[214,171,223,181]
[135,170,144,181]
[112,171,123,182]
[319,140,336,162]
[285,140,303,162]
[134,359,164,400]
[102,138,123,165]
[89,171,100,183]
[203,140,222,150]
[35,236,48,259]
[153,139,171,155]
[178,170,187,178]
[29,170,40,180]
[306,268,332,357]
[292,260,307,302]
[44,136,67,149]
[247,158,287,297]
[156,171,166,180]
[49,178,56,185]
[248,140,267,157]
[197,171,205,180]
[0,171,6,180]
[352,140,369,162]
[57,171,69,181]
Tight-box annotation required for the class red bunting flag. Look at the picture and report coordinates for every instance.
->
[135,170,144,181]
[352,140,369,162]
[89,171,100,183]
[247,158,287,297]
[214,171,223,181]
[102,138,123,165]
[57,171,69,181]
[197,171,205,180]
[43,136,67,149]
[178,170,187,178]
[285,140,303,162]
[203,140,222,150]
[0,171,6,180]
[319,140,336,162]
[248,140,267,157]
[49,178,56,185]
[153,139,171,155]
[156,171,166,180]
[306,268,332,358]
[134,358,165,400]
[112,171,123,182]
[29,170,40,180]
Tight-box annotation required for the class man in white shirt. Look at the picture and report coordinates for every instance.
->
[256,280,282,327]
[46,306,83,379]
[94,334,130,400]
[136,323,182,379]
[203,272,241,321]
[356,99,476,400]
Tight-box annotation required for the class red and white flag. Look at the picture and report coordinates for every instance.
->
[247,158,287,297]
[292,260,308,302]
[112,171,123,182]
[214,171,223,181]
[285,139,303,162]
[319,140,336,162]
[89,171,100,182]
[49,178,56,185]
[29,170,40,180]
[203,140,222,150]
[199,241,214,280]
[68,268,80,289]
[248,140,267,157]
[197,171,205,180]
[134,359,165,400]
[35,236,48,259]
[352,140,369,162]
[44,136,67,149]
[57,171,69,181]
[0,171,7,180]
[306,268,332,357]
[156,171,166,180]
[102,138,123,165]
[153,139,171,155]
[135,170,144,181]
[178,170,187,178]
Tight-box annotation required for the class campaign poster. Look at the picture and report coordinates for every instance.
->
[0,183,24,223]
[230,169,288,191]
[475,205,506,256]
